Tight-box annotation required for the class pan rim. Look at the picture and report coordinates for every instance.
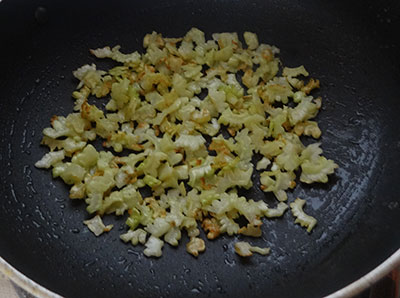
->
[0,248,399,298]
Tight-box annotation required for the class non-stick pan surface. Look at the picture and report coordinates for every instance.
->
[1,0,400,297]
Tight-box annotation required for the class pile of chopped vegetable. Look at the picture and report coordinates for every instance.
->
[35,28,338,257]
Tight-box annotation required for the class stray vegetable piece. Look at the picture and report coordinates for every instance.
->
[186,237,206,257]
[84,215,113,236]
[35,28,337,258]
[234,241,270,257]
[290,198,317,233]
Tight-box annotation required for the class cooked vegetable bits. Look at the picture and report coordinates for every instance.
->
[35,28,338,257]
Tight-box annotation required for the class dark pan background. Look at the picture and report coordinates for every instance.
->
[1,0,400,297]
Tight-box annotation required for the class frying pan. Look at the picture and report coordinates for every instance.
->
[1,0,400,297]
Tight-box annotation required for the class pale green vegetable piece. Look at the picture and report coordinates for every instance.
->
[35,150,65,169]
[145,217,171,238]
[234,241,270,257]
[243,32,259,50]
[72,144,99,168]
[264,202,289,218]
[290,198,317,232]
[288,96,320,125]
[57,163,86,185]
[164,227,182,246]
[300,155,338,184]
[256,157,271,171]
[120,228,147,245]
[175,134,206,152]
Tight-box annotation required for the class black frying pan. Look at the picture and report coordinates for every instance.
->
[1,0,400,297]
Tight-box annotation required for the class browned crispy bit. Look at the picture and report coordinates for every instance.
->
[137,70,146,81]
[293,123,305,136]
[193,209,203,221]
[262,48,273,62]
[131,144,144,151]
[128,176,138,184]
[289,181,296,189]
[294,121,321,138]
[174,148,184,154]
[227,127,236,137]
[114,157,126,165]
[166,56,183,72]
[238,223,262,237]
[50,115,58,125]
[200,177,213,190]
[103,226,113,232]
[302,78,320,94]
[145,197,167,218]
[154,125,160,137]
[260,185,266,190]
[110,162,119,169]
[242,69,254,89]
[137,122,147,128]
[282,121,292,131]
[209,139,231,155]
[93,169,104,177]
[202,218,221,240]
[146,65,156,73]
[80,101,91,119]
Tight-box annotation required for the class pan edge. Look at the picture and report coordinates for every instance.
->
[0,257,62,298]
[1,249,400,298]
[325,248,400,298]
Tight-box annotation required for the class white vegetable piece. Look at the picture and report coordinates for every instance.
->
[35,150,65,169]
[84,215,113,236]
[143,236,164,257]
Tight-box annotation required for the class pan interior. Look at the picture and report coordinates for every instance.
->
[0,0,399,297]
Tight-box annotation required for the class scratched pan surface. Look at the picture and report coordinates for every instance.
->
[0,0,400,297]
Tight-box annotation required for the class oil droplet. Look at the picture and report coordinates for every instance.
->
[9,123,15,136]
[224,258,236,267]
[217,286,225,294]
[10,184,18,203]
[127,249,139,256]
[32,220,41,228]
[84,260,96,267]
[124,262,133,272]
